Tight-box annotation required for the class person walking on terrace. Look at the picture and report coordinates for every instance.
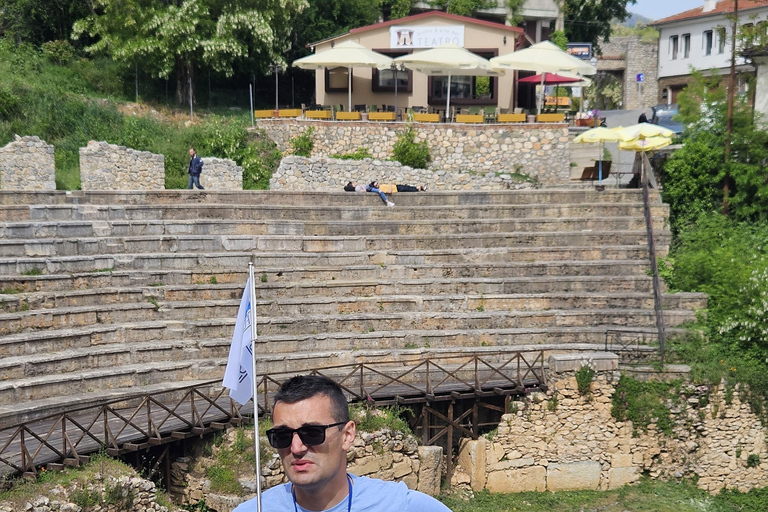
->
[187,147,205,190]
[234,375,451,512]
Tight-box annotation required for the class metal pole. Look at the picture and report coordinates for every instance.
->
[189,76,194,121]
[250,84,254,127]
[724,0,738,214]
[248,263,263,512]
[392,63,399,120]
[275,70,279,111]
[135,62,139,103]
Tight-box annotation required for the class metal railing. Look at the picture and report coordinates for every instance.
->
[0,350,545,477]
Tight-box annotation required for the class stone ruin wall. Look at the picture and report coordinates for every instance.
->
[79,141,165,191]
[0,135,56,190]
[200,157,243,191]
[257,119,571,186]
[454,353,768,495]
[599,36,659,111]
[173,428,443,512]
[271,155,536,191]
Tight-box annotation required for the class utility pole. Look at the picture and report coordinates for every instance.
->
[724,0,739,214]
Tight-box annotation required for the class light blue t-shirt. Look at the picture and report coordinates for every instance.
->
[233,474,451,512]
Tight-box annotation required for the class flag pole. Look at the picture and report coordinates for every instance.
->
[249,262,263,512]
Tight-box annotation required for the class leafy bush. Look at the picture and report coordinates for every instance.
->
[331,148,373,160]
[575,366,595,396]
[41,40,76,65]
[392,125,430,169]
[290,126,314,157]
[611,375,675,435]
[0,87,20,120]
[350,404,412,434]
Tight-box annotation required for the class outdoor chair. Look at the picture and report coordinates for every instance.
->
[483,106,497,123]
[354,104,366,112]
[468,106,482,115]
[367,105,379,112]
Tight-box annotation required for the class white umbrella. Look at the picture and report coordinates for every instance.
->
[293,41,393,112]
[395,43,503,121]
[490,41,596,114]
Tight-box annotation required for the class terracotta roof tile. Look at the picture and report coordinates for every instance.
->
[653,1,768,25]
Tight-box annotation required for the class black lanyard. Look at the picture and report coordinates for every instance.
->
[292,474,353,512]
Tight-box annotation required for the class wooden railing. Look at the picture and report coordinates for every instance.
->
[0,350,545,477]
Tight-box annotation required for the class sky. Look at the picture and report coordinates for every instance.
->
[630,0,704,21]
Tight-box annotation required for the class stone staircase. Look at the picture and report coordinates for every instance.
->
[0,190,706,427]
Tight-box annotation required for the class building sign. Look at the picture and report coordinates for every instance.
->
[636,73,645,82]
[566,43,592,60]
[390,26,464,49]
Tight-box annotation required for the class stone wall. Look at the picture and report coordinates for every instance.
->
[256,119,571,186]
[79,140,165,191]
[454,353,768,494]
[271,156,536,191]
[599,36,660,110]
[201,157,243,190]
[0,135,56,190]
[174,428,443,512]
[0,475,177,512]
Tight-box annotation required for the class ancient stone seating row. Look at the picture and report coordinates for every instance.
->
[0,189,704,428]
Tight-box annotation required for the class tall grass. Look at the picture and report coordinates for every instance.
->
[0,38,279,190]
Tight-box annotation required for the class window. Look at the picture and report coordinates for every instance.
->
[670,35,679,60]
[683,34,691,58]
[371,51,412,93]
[717,26,727,53]
[704,30,713,55]
[325,67,349,93]
[427,49,498,106]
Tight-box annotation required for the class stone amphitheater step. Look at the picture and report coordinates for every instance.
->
[0,229,670,259]
[0,210,669,238]
[0,261,658,293]
[0,250,664,275]
[1,319,680,361]
[0,298,699,336]
[0,277,669,312]
[0,189,664,206]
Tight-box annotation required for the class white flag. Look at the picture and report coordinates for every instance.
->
[223,276,255,405]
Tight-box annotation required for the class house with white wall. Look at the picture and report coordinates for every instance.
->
[651,0,768,104]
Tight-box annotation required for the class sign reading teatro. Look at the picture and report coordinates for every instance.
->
[390,26,465,48]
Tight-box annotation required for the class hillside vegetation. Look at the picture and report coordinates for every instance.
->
[0,39,281,190]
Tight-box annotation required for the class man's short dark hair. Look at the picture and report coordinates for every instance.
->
[273,375,350,423]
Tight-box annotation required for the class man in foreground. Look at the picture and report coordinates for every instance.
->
[234,375,452,512]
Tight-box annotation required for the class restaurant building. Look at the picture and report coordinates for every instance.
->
[305,11,525,114]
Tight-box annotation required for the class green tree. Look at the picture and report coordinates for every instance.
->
[0,0,91,46]
[427,0,495,17]
[558,0,637,52]
[550,29,568,51]
[72,0,307,106]
[506,0,525,26]
[662,71,768,234]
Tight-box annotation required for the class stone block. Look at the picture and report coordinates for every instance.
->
[608,466,639,489]
[486,466,546,493]
[611,453,633,467]
[547,461,601,491]
[416,445,442,496]
[548,353,619,373]
[457,437,486,491]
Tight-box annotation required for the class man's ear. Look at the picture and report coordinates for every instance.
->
[341,420,356,450]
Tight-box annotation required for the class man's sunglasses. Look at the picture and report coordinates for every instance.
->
[266,421,347,449]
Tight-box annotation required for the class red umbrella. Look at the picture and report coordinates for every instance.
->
[518,73,582,84]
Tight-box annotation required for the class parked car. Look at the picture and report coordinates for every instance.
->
[651,104,684,135]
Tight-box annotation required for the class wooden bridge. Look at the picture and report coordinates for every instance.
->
[0,350,545,484]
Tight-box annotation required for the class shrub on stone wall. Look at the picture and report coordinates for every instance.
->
[392,126,430,169]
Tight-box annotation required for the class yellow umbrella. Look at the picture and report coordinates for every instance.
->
[619,136,671,152]
[614,123,675,141]
[573,127,632,181]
